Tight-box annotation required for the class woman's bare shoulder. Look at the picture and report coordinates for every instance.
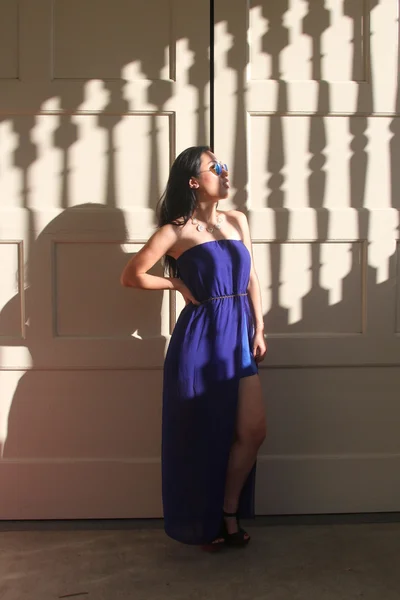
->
[223,209,247,221]
[158,221,194,257]
[157,222,180,240]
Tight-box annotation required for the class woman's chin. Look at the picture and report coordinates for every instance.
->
[220,187,230,199]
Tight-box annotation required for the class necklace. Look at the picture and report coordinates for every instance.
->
[192,213,225,233]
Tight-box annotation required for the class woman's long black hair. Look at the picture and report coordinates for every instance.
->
[157,145,210,277]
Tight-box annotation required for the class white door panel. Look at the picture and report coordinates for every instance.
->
[0,0,210,518]
[214,0,400,513]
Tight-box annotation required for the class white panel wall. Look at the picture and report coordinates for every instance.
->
[0,0,210,518]
[214,0,400,514]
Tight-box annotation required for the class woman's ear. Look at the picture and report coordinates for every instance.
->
[189,177,199,189]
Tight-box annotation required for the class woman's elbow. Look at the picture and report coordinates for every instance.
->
[120,270,138,288]
[247,270,258,290]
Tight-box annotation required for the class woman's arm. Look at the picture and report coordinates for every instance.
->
[121,224,178,290]
[231,210,267,361]
[120,224,200,305]
[232,211,264,330]
[247,273,265,333]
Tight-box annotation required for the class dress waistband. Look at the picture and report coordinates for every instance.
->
[201,292,248,304]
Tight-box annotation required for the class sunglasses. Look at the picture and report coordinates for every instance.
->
[208,162,229,176]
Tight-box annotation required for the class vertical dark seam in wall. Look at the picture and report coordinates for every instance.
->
[210,0,215,150]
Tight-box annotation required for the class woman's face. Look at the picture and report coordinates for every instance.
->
[192,151,230,201]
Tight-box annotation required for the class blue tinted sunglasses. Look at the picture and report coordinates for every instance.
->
[199,161,228,177]
[210,162,228,176]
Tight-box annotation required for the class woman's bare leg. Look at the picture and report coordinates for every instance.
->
[223,374,266,534]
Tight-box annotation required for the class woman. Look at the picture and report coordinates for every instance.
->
[121,146,267,549]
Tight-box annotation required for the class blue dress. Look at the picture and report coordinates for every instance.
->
[162,238,258,545]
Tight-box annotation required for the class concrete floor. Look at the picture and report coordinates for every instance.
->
[1,519,400,600]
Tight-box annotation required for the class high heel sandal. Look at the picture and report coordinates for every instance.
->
[201,534,226,552]
[201,525,226,552]
[221,510,251,547]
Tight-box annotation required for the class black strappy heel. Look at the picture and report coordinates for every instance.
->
[201,534,226,552]
[221,511,251,547]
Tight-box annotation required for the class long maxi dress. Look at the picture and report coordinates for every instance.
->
[162,238,258,545]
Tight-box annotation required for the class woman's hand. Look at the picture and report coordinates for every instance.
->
[172,278,200,306]
[253,329,267,364]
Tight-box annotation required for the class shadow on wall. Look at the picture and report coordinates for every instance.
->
[218,0,399,339]
[0,204,165,459]
[0,0,210,467]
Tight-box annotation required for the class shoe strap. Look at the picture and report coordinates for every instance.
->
[223,510,238,518]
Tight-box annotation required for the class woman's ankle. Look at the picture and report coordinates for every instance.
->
[223,512,239,534]
[223,500,239,515]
